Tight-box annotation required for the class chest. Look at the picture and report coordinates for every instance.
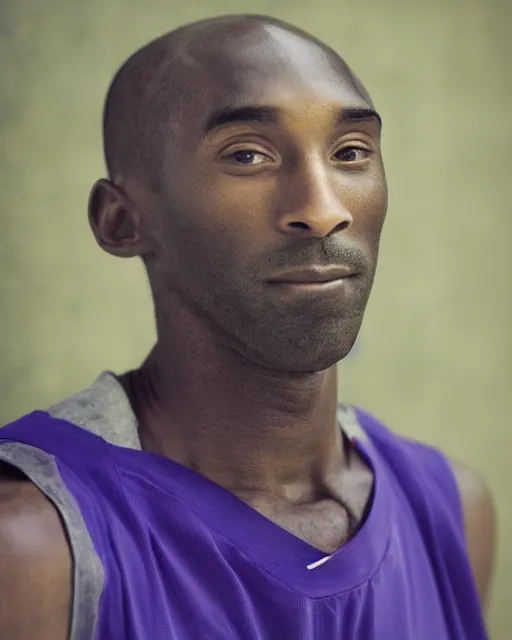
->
[246,499,354,554]
[238,460,374,554]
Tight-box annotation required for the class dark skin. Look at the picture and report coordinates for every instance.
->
[0,16,495,639]
[96,18,385,504]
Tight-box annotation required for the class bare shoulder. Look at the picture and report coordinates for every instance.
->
[450,459,496,612]
[0,461,72,639]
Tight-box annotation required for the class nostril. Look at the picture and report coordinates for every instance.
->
[288,222,310,230]
[332,220,350,234]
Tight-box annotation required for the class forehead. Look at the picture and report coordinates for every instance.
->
[171,25,370,128]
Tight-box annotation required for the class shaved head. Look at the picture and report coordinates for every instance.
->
[102,14,371,188]
[92,14,387,372]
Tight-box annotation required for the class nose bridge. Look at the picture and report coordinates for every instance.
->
[277,151,353,237]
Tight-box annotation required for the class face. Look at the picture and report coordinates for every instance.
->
[122,26,387,373]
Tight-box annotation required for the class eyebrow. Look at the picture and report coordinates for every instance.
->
[203,104,382,137]
[203,106,278,136]
[339,107,382,128]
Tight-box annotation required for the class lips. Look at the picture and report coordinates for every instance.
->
[267,266,357,284]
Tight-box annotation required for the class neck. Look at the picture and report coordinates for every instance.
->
[122,323,345,503]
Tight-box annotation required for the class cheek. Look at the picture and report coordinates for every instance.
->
[160,171,264,287]
[165,207,248,284]
[343,169,388,240]
[210,176,276,232]
[184,177,274,265]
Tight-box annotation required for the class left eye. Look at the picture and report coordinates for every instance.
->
[334,147,370,162]
[229,150,268,165]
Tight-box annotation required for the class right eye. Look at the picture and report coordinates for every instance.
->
[224,149,271,166]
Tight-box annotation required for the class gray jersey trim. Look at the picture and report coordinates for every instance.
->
[337,403,369,443]
[0,372,133,640]
[0,372,140,638]
[48,371,141,450]
[0,442,105,640]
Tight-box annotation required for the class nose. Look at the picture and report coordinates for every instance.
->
[276,158,353,238]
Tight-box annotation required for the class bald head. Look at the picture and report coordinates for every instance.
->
[102,14,371,187]
[91,13,387,372]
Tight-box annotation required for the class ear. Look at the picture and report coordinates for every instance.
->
[88,179,150,258]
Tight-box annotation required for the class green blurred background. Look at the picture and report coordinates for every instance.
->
[1,0,510,636]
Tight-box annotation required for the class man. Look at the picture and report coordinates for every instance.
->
[0,14,495,639]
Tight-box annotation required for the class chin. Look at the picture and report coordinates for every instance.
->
[247,332,358,374]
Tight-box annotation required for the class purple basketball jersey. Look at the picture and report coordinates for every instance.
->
[0,373,487,639]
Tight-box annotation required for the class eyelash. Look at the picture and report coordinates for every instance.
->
[226,149,270,165]
[224,145,371,166]
[333,146,372,162]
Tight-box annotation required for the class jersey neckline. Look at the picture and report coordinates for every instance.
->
[114,409,392,598]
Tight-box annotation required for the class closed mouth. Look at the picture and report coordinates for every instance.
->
[267,267,358,285]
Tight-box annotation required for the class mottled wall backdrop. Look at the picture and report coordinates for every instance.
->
[1,0,510,636]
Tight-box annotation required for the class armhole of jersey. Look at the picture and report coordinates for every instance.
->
[0,441,105,640]
[404,438,467,540]
[343,404,467,541]
[438,453,465,529]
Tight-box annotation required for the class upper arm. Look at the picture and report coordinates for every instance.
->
[450,459,496,614]
[0,461,73,639]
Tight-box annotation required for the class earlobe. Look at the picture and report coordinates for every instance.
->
[88,179,146,258]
